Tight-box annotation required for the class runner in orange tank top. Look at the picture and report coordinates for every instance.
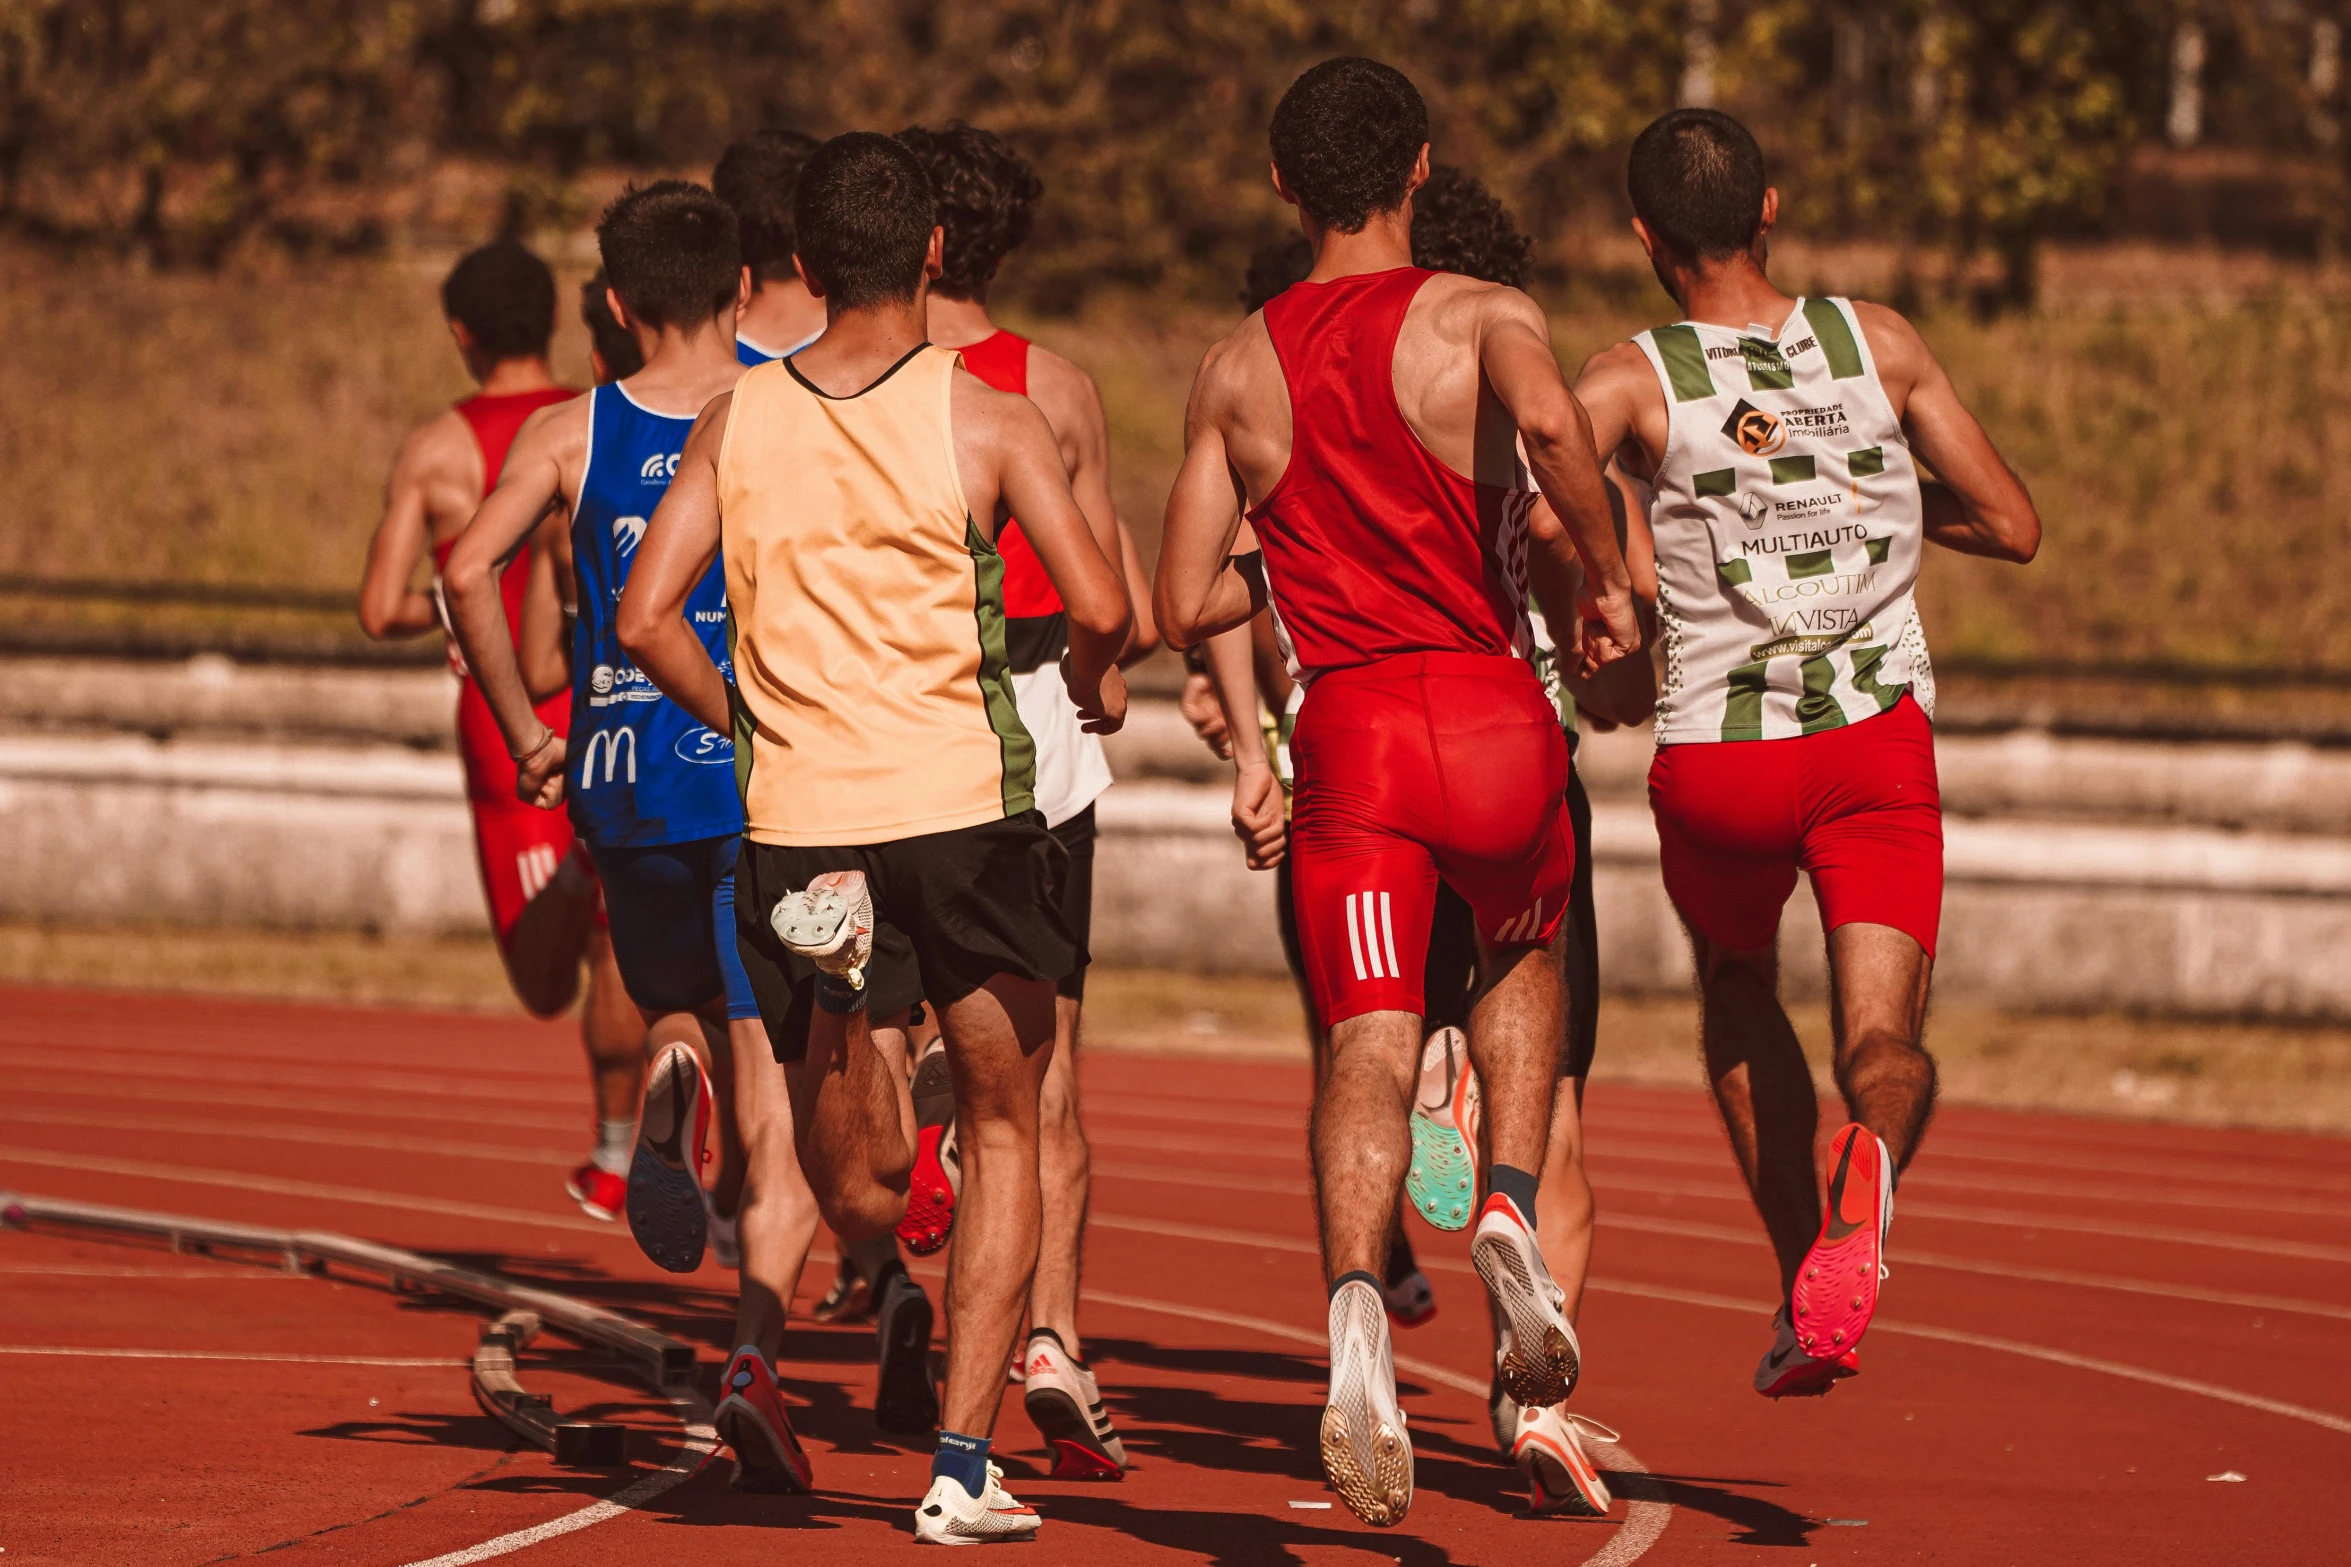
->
[357,241,644,1222]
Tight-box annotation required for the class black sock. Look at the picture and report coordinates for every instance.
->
[1489,1163,1539,1229]
[1382,1233,1419,1288]
[815,973,867,1015]
[1028,1324,1085,1369]
[1329,1268,1382,1301]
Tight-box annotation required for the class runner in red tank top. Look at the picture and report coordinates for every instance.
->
[357,242,644,1223]
[1155,60,1639,1528]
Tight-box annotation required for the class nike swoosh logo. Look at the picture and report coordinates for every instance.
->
[1765,1342,1798,1369]
[1822,1133,1868,1242]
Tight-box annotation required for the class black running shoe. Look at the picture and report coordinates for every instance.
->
[873,1261,939,1434]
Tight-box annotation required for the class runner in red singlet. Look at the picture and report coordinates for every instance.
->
[1155,60,1639,1528]
[357,242,644,1221]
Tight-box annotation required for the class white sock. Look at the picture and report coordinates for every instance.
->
[593,1117,634,1175]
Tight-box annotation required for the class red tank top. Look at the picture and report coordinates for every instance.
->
[957,330,1064,618]
[1249,268,1525,678]
[433,387,577,797]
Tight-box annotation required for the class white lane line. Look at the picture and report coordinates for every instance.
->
[0,1345,465,1367]
[1089,1159,2351,1265]
[9,1077,584,1135]
[1084,1213,2351,1437]
[0,1147,615,1236]
[1081,1288,1670,1563]
[0,1052,539,1105]
[0,1264,309,1280]
[398,1394,718,1567]
[0,1108,574,1168]
[0,1042,559,1090]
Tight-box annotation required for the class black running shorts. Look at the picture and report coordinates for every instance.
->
[733,811,1082,1064]
[1049,803,1097,1001]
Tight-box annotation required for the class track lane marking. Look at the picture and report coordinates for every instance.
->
[10,1077,584,1133]
[0,1264,310,1279]
[0,1344,465,1366]
[0,1108,575,1168]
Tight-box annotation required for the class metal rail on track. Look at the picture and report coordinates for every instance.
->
[1,1191,696,1468]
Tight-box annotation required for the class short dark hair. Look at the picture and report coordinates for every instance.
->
[440,242,555,362]
[579,269,643,382]
[1269,58,1428,234]
[1239,233,1312,315]
[895,122,1042,302]
[1411,165,1531,288]
[793,131,937,310]
[1626,109,1769,261]
[712,130,821,284]
[595,180,740,332]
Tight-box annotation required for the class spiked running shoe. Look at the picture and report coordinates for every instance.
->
[1381,1263,1436,1329]
[564,1161,625,1223]
[1021,1329,1126,1479]
[874,1261,941,1434]
[771,869,874,989]
[626,1042,710,1273]
[1320,1277,1413,1527]
[814,1254,874,1323]
[1514,1406,1618,1517]
[898,1042,960,1256]
[714,1345,814,1493]
[1405,1027,1481,1231]
[1753,1303,1859,1398]
[1488,1368,1521,1458]
[913,1461,1041,1545]
[1789,1124,1894,1367]
[1471,1192,1582,1409]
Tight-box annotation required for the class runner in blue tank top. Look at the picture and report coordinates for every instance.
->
[712,130,829,368]
[442,178,827,1497]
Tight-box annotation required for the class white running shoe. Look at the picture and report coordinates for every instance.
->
[912,1461,1041,1545]
[1470,1193,1581,1409]
[1514,1405,1617,1517]
[702,1189,741,1270]
[772,869,874,988]
[1320,1277,1413,1527]
[1021,1329,1126,1479]
[1488,1370,1520,1458]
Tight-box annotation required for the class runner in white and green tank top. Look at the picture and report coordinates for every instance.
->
[1632,296,1936,744]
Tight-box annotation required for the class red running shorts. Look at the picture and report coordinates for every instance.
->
[455,680,599,955]
[1647,693,1943,958]
[1288,652,1573,1029]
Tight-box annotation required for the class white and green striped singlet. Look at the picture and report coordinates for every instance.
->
[1633,296,1934,745]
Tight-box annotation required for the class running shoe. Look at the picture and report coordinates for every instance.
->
[913,1461,1041,1545]
[1381,1266,1436,1328]
[1470,1192,1581,1409]
[1788,1123,1894,1366]
[1021,1329,1126,1479]
[1405,1027,1481,1231]
[1487,1366,1521,1458]
[714,1345,814,1494]
[1320,1276,1413,1527]
[703,1189,741,1270]
[627,1042,711,1274]
[564,1161,625,1223]
[898,1042,959,1256]
[771,869,874,988]
[1514,1405,1617,1517]
[1753,1304,1859,1398]
[874,1261,941,1434]
[814,1255,873,1323]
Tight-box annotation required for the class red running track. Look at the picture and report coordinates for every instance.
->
[1,984,2347,1564]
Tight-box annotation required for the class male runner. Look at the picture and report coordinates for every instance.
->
[1573,108,2039,1398]
[443,182,827,1493]
[714,130,828,365]
[1197,166,1651,1516]
[357,242,642,1221]
[616,131,1129,1544]
[900,117,1158,1481]
[1156,59,1640,1527]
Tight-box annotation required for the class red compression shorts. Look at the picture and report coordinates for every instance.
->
[1288,652,1573,1029]
[455,680,599,954]
[1647,693,1943,957]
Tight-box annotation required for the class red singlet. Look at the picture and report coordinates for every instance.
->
[1253,269,1568,1028]
[958,330,1064,619]
[434,387,582,950]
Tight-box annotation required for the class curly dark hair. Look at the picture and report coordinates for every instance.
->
[1268,58,1427,234]
[1239,233,1312,315]
[440,242,555,363]
[895,122,1042,301]
[712,129,822,283]
[1410,164,1531,287]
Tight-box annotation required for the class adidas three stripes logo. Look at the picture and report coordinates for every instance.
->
[1343,891,1399,983]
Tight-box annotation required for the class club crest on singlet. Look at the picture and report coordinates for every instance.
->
[1634,296,1935,744]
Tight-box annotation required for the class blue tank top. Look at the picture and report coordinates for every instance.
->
[567,383,743,848]
[737,330,820,367]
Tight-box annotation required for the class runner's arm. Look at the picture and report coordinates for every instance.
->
[1029,348,1135,643]
[1204,610,1285,869]
[1116,520,1162,665]
[1155,350,1265,648]
[444,407,572,807]
[357,426,450,639]
[1855,302,2040,563]
[1479,292,1639,671]
[517,510,571,701]
[617,394,733,737]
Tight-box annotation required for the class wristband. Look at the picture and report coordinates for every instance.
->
[511,728,557,765]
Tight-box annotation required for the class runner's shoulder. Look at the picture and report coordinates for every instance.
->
[1842,298,1929,365]
[1020,339,1109,437]
[1192,311,1278,414]
[394,405,477,482]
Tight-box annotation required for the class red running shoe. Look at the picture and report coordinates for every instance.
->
[564,1162,625,1222]
[1789,1124,1893,1366]
[714,1345,814,1493]
[896,1043,959,1256]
